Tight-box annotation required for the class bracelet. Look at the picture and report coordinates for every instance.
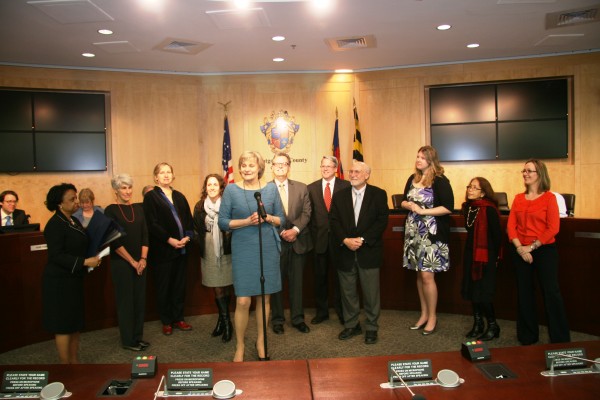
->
[140,257,147,260]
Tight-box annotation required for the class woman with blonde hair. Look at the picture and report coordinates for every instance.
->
[401,146,454,335]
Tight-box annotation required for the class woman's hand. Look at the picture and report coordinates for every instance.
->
[84,256,102,269]
[136,258,147,275]
[247,211,260,226]
[516,245,533,264]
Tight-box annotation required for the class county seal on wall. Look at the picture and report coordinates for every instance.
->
[260,110,300,153]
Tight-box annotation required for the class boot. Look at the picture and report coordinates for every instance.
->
[478,303,500,341]
[221,295,233,343]
[465,302,484,338]
[212,297,226,337]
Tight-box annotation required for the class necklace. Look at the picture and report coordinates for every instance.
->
[242,180,262,215]
[117,202,135,223]
[466,206,479,228]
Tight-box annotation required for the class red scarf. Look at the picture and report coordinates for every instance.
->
[467,198,500,281]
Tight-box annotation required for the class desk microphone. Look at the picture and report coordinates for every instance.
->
[391,368,426,400]
[254,192,267,220]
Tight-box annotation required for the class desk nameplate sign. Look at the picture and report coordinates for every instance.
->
[0,371,48,399]
[388,359,432,387]
[164,368,213,396]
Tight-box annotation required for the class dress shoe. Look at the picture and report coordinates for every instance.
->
[422,323,437,336]
[122,344,143,351]
[338,323,362,340]
[365,331,378,345]
[162,324,173,336]
[138,340,150,349]
[272,324,284,335]
[292,322,310,333]
[311,315,329,325]
[173,321,193,331]
[409,321,428,330]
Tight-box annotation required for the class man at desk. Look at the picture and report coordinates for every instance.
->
[0,190,29,226]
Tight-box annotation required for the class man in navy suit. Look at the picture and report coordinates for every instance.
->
[270,152,313,334]
[0,190,29,226]
[330,160,389,345]
[307,156,350,325]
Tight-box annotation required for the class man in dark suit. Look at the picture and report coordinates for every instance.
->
[0,190,29,226]
[307,156,350,325]
[270,152,313,334]
[330,160,389,345]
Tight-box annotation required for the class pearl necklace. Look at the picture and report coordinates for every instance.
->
[466,206,479,228]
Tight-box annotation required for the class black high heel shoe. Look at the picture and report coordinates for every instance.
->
[256,344,270,361]
[409,321,428,330]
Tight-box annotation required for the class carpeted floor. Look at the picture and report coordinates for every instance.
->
[0,309,597,365]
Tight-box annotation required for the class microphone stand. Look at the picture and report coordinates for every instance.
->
[257,209,270,361]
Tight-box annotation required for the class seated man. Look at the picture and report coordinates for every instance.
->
[0,190,29,226]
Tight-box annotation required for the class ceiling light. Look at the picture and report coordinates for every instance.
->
[272,36,285,42]
[273,57,284,62]
[437,24,451,31]
[82,53,95,58]
[311,0,334,12]
[233,0,251,9]
[467,43,480,48]
[335,69,353,73]
[98,29,113,35]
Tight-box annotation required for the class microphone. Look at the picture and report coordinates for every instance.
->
[254,192,267,220]
[391,368,426,400]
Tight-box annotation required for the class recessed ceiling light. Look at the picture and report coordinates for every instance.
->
[82,53,95,58]
[273,57,285,62]
[437,24,451,31]
[467,43,480,48]
[272,36,285,42]
[335,69,353,73]
[98,29,113,35]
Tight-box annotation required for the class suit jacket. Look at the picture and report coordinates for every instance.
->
[329,184,389,270]
[307,177,351,254]
[275,179,313,255]
[7,209,29,225]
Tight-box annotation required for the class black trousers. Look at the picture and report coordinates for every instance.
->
[513,244,570,344]
[153,255,187,325]
[111,258,147,346]
[313,246,343,320]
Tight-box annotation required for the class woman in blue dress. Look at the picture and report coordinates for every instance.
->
[400,146,454,336]
[218,150,285,362]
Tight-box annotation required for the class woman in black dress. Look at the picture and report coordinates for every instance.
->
[461,177,502,341]
[105,173,150,351]
[42,183,101,364]
[143,162,194,336]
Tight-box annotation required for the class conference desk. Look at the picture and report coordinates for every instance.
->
[0,342,598,399]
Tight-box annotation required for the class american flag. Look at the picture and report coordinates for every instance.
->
[222,116,234,184]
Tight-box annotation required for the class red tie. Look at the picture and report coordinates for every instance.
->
[324,182,332,212]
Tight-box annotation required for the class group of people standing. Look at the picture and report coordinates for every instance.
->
[35,145,571,364]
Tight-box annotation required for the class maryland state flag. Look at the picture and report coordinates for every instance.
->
[222,116,234,184]
[352,99,364,161]
[332,111,344,179]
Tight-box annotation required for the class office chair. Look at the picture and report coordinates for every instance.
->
[391,194,404,209]
[494,192,510,215]
[560,193,575,217]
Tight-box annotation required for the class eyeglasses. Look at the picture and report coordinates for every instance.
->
[521,169,537,174]
[320,165,335,169]
[273,162,289,167]
[466,186,481,191]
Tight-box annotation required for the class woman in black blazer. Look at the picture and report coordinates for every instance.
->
[143,162,194,336]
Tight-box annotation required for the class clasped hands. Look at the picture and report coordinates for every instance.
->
[517,245,533,264]
[404,201,425,215]
[168,236,190,249]
[343,237,364,251]
[247,212,272,226]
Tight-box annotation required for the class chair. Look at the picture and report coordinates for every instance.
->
[391,194,404,209]
[494,192,510,215]
[560,193,575,217]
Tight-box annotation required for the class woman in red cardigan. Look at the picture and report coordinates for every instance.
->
[507,159,570,345]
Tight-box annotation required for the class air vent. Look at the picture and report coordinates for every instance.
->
[154,38,212,55]
[325,35,376,52]
[546,5,600,29]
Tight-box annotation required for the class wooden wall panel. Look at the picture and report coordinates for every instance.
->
[1,52,599,228]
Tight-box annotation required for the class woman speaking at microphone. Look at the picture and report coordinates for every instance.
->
[218,151,285,362]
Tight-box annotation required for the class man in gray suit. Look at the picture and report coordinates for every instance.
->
[307,156,350,325]
[270,152,313,334]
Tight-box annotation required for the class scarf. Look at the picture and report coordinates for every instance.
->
[204,197,223,260]
[467,198,499,281]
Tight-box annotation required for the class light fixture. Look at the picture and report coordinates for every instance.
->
[273,57,285,62]
[467,43,480,48]
[335,69,353,73]
[98,29,113,35]
[437,24,451,31]
[82,53,95,58]
[233,0,251,9]
[272,35,285,42]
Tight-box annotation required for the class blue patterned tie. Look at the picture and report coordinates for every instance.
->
[5,216,12,226]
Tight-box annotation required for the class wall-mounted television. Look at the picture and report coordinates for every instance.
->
[429,78,569,162]
[0,89,107,172]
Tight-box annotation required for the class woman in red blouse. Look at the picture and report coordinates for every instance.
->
[507,159,570,345]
